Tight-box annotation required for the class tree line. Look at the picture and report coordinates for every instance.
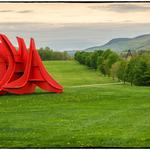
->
[38,47,71,61]
[74,49,150,86]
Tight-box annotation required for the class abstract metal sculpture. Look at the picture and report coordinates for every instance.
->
[0,34,63,95]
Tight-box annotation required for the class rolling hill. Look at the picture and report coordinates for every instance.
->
[85,34,150,52]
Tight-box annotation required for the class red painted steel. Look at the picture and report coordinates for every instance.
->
[0,34,63,95]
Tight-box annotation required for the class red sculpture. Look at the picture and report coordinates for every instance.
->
[0,34,63,95]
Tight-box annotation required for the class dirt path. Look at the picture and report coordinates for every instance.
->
[67,82,124,88]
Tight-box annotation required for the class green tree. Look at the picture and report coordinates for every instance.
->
[116,60,128,83]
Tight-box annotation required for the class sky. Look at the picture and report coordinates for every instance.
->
[0,2,150,51]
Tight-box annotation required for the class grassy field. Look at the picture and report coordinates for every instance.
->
[44,60,115,86]
[0,60,150,148]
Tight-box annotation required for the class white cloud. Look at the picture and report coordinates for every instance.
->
[0,3,150,24]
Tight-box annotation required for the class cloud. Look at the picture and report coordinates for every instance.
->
[0,10,13,13]
[0,9,33,14]
[89,4,150,13]
[124,20,133,23]
[16,10,33,13]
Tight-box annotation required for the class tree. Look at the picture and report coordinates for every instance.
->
[125,57,137,86]
[90,50,103,69]
[132,54,150,86]
[110,61,120,80]
[97,50,119,76]
[85,53,92,67]
[116,60,128,83]
[107,52,120,68]
[38,47,71,61]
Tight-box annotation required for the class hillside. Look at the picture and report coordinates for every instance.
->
[85,34,150,52]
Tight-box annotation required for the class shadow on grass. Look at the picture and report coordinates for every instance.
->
[1,91,63,97]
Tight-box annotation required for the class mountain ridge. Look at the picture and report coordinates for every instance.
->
[85,34,150,52]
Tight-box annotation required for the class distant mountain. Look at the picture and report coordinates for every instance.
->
[66,50,76,57]
[85,34,150,52]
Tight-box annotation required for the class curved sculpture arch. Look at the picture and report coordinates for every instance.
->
[0,34,63,95]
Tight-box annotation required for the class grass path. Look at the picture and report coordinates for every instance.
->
[67,82,123,88]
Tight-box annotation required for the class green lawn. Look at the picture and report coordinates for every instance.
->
[44,60,115,86]
[0,60,150,148]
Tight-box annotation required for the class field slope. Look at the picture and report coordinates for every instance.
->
[0,60,150,148]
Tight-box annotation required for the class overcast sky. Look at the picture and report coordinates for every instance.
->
[0,3,150,51]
